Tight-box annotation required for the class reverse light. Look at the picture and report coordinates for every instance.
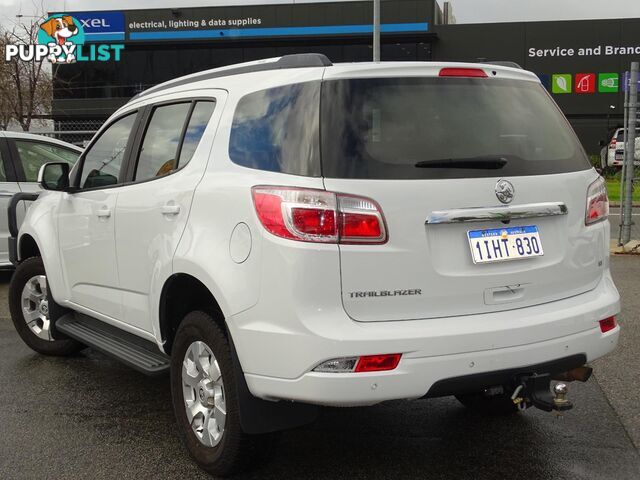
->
[609,139,617,150]
[312,354,402,373]
[252,186,387,244]
[439,67,488,78]
[312,357,358,373]
[585,177,609,225]
[599,316,617,333]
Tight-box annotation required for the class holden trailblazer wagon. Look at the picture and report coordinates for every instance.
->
[8,54,619,476]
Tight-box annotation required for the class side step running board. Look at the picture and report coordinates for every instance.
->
[56,313,170,376]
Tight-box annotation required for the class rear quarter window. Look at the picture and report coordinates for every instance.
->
[228,82,321,177]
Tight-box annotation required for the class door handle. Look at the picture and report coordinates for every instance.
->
[97,207,111,218]
[161,204,180,216]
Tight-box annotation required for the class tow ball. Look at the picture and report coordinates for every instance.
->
[510,373,573,412]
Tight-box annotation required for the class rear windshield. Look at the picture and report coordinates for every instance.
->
[616,129,640,142]
[320,77,591,179]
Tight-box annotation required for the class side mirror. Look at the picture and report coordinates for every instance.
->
[38,162,70,191]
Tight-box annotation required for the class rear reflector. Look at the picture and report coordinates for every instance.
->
[354,354,402,373]
[439,67,488,78]
[252,186,387,244]
[599,316,617,333]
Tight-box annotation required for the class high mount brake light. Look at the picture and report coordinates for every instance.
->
[439,67,488,78]
[252,186,387,244]
[585,177,609,226]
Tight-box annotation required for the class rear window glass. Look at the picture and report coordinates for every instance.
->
[321,77,591,179]
[229,82,321,177]
[616,129,640,142]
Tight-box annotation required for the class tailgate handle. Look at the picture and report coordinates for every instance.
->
[426,202,568,224]
[484,285,527,305]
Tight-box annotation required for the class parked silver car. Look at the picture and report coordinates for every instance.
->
[0,131,81,267]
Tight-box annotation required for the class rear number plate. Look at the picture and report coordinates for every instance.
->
[467,226,543,264]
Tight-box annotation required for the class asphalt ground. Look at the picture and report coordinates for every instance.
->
[0,257,639,479]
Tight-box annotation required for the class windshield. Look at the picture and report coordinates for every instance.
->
[320,77,590,179]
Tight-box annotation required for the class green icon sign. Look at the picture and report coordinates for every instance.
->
[552,74,572,94]
[598,73,619,93]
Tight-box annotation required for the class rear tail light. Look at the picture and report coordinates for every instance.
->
[585,177,609,226]
[599,316,617,333]
[252,186,387,244]
[313,354,402,373]
[439,67,488,78]
[609,139,617,149]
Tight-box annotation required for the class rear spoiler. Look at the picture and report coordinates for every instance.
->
[7,192,39,265]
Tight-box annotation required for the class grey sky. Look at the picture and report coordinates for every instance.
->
[2,0,640,28]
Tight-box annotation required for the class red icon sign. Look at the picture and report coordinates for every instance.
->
[575,73,596,94]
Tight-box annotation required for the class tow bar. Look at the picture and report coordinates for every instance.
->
[510,365,592,413]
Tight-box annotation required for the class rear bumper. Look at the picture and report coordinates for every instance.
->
[232,270,620,406]
[245,326,618,406]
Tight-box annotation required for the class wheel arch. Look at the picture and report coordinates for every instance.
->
[159,273,227,355]
[18,233,41,260]
[160,272,319,434]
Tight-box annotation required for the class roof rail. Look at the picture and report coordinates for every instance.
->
[480,60,523,69]
[134,53,333,99]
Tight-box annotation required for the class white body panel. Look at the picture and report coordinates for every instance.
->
[17,60,621,406]
[327,170,605,322]
[58,189,122,319]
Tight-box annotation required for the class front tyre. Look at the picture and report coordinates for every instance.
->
[9,257,84,356]
[170,311,261,477]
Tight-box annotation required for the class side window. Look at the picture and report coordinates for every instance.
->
[177,101,215,167]
[15,140,80,182]
[134,103,191,182]
[229,82,321,177]
[80,113,137,189]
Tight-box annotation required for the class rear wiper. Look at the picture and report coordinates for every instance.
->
[414,157,508,169]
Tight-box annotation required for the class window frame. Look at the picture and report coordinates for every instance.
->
[123,97,216,186]
[72,110,142,191]
[9,138,81,183]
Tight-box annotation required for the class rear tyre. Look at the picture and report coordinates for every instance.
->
[170,311,263,477]
[9,256,84,356]
[455,388,521,415]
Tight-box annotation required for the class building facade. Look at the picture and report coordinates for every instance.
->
[52,0,640,154]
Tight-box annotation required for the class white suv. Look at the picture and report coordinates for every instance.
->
[600,127,640,169]
[8,55,620,476]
